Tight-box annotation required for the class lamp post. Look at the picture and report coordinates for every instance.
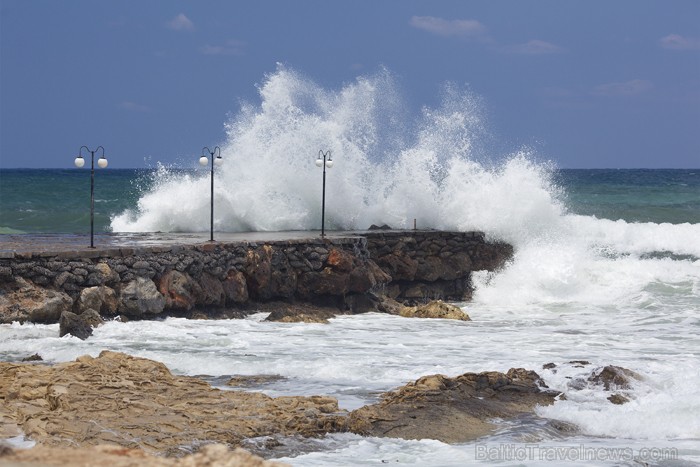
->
[315,150,333,237]
[74,146,108,248]
[200,146,222,242]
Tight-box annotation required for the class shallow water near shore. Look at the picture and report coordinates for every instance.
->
[2,295,699,465]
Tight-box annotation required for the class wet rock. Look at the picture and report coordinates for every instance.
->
[348,368,559,443]
[227,374,287,388]
[342,293,380,314]
[608,393,630,405]
[400,300,470,321]
[569,360,591,367]
[376,295,410,315]
[59,310,93,340]
[0,444,288,467]
[0,277,73,324]
[588,365,642,390]
[349,369,558,443]
[80,308,104,328]
[265,305,336,323]
[21,353,43,362]
[118,277,166,317]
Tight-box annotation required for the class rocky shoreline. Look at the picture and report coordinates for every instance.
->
[0,352,555,464]
[0,351,642,465]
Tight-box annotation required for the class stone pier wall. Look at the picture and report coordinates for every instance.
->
[0,231,513,324]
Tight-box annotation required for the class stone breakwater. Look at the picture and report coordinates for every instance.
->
[0,231,513,324]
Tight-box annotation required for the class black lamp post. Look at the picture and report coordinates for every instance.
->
[315,150,333,237]
[74,146,108,248]
[199,146,222,242]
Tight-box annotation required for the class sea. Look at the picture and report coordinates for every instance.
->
[1,67,699,465]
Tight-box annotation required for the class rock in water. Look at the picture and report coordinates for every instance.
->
[588,365,642,390]
[348,368,560,443]
[400,300,471,321]
[58,311,93,340]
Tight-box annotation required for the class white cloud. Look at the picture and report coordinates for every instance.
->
[167,13,194,32]
[409,16,486,38]
[200,40,246,56]
[503,39,564,55]
[660,34,700,50]
[591,79,653,97]
[118,101,152,112]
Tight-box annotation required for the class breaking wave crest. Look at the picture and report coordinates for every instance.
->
[111,65,564,243]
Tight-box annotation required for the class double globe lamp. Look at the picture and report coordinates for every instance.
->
[74,146,108,248]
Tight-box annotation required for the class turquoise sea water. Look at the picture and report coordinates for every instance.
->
[1,168,699,234]
[0,168,158,234]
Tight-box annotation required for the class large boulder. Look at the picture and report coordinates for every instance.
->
[348,368,559,443]
[88,262,120,286]
[0,278,73,324]
[244,246,274,299]
[222,269,249,304]
[77,286,118,315]
[157,270,201,311]
[244,246,297,300]
[198,272,226,307]
[59,311,93,340]
[118,278,165,317]
[376,252,417,281]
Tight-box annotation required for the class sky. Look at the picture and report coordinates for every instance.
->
[1,0,699,169]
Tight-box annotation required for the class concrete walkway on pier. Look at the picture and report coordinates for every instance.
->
[0,231,381,259]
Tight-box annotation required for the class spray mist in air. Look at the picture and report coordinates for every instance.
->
[111,65,562,242]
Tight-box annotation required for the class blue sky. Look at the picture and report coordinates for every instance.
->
[1,0,698,169]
